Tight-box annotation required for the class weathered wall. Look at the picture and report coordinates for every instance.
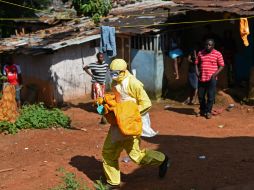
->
[15,42,99,105]
[15,53,55,105]
[50,43,98,102]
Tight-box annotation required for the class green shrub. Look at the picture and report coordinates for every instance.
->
[0,121,18,134]
[0,103,70,134]
[73,0,112,23]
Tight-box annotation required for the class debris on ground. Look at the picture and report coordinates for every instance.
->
[216,90,235,106]
[0,168,14,173]
[122,156,131,163]
[80,128,88,132]
[212,108,224,116]
[226,104,235,112]
[198,155,206,160]
[164,105,171,109]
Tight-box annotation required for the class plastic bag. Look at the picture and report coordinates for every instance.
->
[96,103,105,115]
[141,113,158,137]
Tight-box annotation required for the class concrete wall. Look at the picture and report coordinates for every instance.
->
[15,42,99,105]
[130,49,164,99]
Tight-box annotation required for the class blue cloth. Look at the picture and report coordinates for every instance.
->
[188,72,198,89]
[100,26,117,58]
[168,48,183,59]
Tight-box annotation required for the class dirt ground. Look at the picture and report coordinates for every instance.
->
[0,97,254,190]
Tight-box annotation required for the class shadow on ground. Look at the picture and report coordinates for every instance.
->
[61,102,97,113]
[165,107,196,115]
[70,135,254,190]
[69,156,104,180]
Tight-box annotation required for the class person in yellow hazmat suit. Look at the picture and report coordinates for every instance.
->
[102,59,170,189]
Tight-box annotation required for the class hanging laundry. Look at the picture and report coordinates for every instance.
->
[100,26,117,57]
[240,18,250,47]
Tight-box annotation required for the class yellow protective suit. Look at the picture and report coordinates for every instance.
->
[102,59,165,186]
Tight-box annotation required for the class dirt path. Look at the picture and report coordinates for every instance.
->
[0,100,254,190]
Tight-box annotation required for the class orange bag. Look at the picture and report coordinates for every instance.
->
[97,94,142,136]
[114,101,142,136]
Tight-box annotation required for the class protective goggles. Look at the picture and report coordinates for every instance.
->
[109,70,122,78]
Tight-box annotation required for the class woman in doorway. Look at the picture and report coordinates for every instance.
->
[184,44,200,105]
[168,32,183,80]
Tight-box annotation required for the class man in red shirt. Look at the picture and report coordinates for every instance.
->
[3,57,23,109]
[195,39,224,119]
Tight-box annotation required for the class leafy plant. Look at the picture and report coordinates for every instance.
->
[49,168,90,190]
[0,74,7,82]
[94,179,110,190]
[0,103,70,134]
[50,168,110,190]
[0,121,18,134]
[72,0,112,23]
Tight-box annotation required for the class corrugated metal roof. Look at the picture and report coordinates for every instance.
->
[169,0,254,15]
[103,8,172,34]
[103,1,179,34]
[2,0,254,55]
[0,17,100,54]
[0,1,177,54]
[46,34,100,51]
[110,0,176,15]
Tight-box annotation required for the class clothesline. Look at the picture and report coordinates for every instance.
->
[116,15,254,28]
[1,15,253,29]
[1,0,254,28]
[0,0,48,13]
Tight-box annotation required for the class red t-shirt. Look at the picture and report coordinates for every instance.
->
[195,49,224,82]
[4,64,21,85]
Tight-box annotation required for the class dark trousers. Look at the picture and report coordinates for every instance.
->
[198,78,217,114]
